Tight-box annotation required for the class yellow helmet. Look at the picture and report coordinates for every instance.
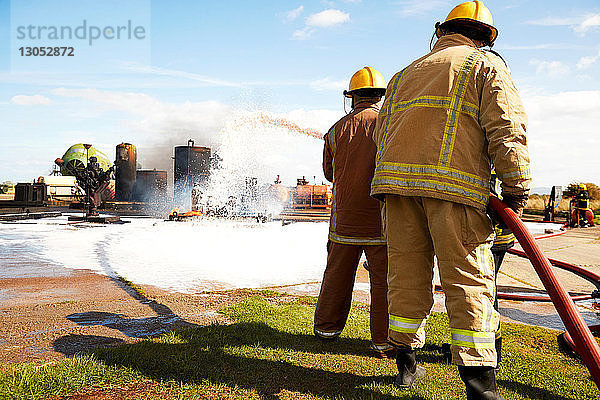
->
[436,1,498,45]
[579,183,587,191]
[344,66,386,98]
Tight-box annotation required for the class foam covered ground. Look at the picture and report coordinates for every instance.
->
[0,216,564,293]
[0,215,328,292]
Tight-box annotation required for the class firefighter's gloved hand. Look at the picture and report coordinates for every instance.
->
[501,194,528,217]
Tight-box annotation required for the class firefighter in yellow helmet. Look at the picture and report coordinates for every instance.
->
[314,67,393,357]
[371,2,530,398]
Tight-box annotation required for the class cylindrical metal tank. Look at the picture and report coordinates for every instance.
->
[115,143,137,201]
[134,169,168,202]
[173,139,211,194]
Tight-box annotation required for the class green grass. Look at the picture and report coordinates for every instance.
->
[1,294,599,399]
[117,275,148,296]
[0,355,141,399]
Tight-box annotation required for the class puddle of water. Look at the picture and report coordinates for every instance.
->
[66,311,185,338]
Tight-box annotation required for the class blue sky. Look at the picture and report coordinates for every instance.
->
[1,0,599,188]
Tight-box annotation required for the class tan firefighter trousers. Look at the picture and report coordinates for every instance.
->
[385,195,498,367]
[314,241,389,345]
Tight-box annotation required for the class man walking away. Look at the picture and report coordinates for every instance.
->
[314,67,393,358]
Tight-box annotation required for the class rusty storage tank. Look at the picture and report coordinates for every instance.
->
[174,139,211,193]
[115,143,137,201]
[133,169,167,202]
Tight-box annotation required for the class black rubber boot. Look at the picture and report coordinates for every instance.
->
[458,366,504,400]
[441,342,452,363]
[394,347,426,389]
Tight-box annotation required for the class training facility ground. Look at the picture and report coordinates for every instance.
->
[0,226,599,399]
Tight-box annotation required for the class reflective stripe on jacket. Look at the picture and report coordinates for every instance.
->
[323,99,385,245]
[371,34,531,211]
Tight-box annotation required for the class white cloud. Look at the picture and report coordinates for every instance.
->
[306,9,350,27]
[309,77,347,92]
[293,9,350,40]
[10,94,50,106]
[522,90,600,186]
[285,5,304,22]
[51,88,232,147]
[530,59,570,77]
[124,63,239,87]
[498,43,582,51]
[528,13,600,35]
[284,108,339,133]
[574,14,600,34]
[528,16,580,26]
[577,49,600,70]
[293,26,314,40]
[395,0,447,17]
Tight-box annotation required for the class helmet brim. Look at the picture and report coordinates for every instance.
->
[344,88,386,98]
[436,18,498,44]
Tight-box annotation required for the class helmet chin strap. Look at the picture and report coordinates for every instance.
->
[430,22,440,50]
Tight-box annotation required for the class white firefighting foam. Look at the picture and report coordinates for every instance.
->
[0,216,565,292]
[0,216,329,292]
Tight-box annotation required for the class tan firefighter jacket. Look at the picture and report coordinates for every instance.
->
[370,34,531,211]
[323,99,386,245]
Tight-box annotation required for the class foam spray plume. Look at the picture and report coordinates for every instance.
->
[174,112,327,216]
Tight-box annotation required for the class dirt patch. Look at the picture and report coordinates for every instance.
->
[0,269,261,364]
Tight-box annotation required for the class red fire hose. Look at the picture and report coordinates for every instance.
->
[488,195,600,389]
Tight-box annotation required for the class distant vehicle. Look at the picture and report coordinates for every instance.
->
[59,144,112,176]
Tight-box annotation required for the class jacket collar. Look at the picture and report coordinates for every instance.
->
[431,33,480,53]
[353,98,380,112]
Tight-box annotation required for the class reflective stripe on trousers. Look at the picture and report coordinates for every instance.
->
[389,315,426,334]
[451,329,496,349]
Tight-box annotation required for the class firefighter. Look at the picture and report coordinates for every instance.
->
[314,67,393,358]
[575,184,592,227]
[371,2,530,398]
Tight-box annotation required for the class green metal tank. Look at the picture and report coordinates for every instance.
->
[59,144,112,176]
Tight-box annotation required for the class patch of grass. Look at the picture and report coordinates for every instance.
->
[1,295,599,399]
[0,355,141,400]
[54,300,78,305]
[117,275,147,297]
[201,288,287,298]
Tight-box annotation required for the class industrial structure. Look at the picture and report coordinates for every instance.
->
[133,169,168,202]
[174,139,211,195]
[115,142,137,202]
